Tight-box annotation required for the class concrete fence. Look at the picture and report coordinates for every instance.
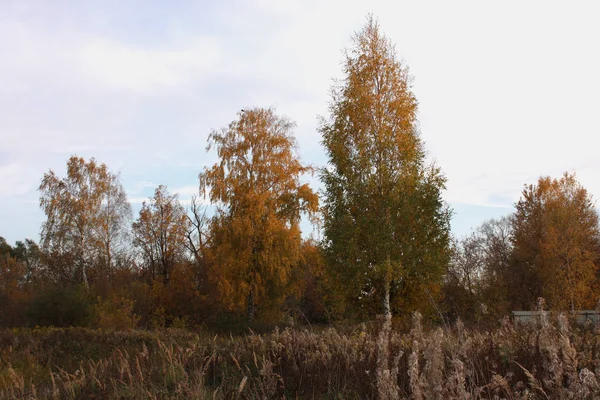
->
[512,310,600,326]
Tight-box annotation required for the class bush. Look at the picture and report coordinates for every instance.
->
[92,294,140,330]
[27,283,92,327]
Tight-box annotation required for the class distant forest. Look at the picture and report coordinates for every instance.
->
[2,17,599,331]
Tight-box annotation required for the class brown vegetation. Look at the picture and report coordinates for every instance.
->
[2,313,600,399]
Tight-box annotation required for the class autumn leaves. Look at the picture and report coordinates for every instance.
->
[31,17,599,327]
[447,173,600,324]
[39,156,132,288]
[199,108,318,324]
[320,16,451,320]
[511,173,600,312]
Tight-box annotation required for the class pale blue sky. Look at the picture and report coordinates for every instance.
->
[1,0,599,245]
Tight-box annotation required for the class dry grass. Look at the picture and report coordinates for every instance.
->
[1,314,600,399]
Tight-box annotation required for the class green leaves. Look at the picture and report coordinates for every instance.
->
[321,16,451,318]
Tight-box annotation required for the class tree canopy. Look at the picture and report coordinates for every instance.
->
[39,156,132,286]
[510,173,600,311]
[320,16,452,319]
[3,16,599,333]
[200,107,318,324]
[132,185,189,283]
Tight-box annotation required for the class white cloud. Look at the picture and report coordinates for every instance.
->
[80,37,221,94]
[127,196,150,205]
[1,0,600,242]
[172,185,214,206]
[171,184,199,198]
[128,184,208,207]
[129,180,159,194]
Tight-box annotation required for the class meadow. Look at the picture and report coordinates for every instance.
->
[1,313,599,399]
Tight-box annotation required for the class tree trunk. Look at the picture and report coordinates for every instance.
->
[82,262,89,289]
[247,290,255,325]
[383,275,392,322]
[106,242,111,274]
[79,237,89,289]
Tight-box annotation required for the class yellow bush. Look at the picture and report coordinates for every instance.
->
[92,295,140,330]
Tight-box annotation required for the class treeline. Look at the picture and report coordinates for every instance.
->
[1,17,599,330]
[445,172,600,323]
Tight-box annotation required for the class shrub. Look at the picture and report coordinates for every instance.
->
[27,283,92,327]
[92,294,140,330]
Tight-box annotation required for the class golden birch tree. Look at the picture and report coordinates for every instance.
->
[511,173,600,311]
[39,156,132,286]
[200,107,318,324]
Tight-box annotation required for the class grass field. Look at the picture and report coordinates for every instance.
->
[1,314,599,399]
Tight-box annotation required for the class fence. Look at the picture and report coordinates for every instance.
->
[512,310,600,326]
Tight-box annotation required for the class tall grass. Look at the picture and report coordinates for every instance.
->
[1,314,600,399]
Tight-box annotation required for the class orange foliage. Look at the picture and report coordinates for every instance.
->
[200,108,318,324]
[512,173,600,311]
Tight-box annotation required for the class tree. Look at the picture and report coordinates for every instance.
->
[39,156,132,286]
[510,173,600,311]
[185,195,211,272]
[444,235,484,321]
[444,217,512,323]
[97,172,132,271]
[294,239,331,323]
[0,240,29,327]
[320,16,451,320]
[132,185,189,283]
[200,107,318,324]
[0,237,12,258]
[12,239,41,284]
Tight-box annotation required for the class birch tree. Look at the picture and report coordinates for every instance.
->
[39,156,131,286]
[511,173,600,311]
[200,107,318,324]
[132,185,189,283]
[320,16,451,320]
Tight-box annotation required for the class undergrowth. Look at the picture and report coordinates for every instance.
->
[1,313,600,399]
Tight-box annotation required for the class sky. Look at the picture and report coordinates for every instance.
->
[1,0,599,245]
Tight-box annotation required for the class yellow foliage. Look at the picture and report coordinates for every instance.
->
[200,108,318,323]
[92,294,140,330]
[512,172,600,311]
